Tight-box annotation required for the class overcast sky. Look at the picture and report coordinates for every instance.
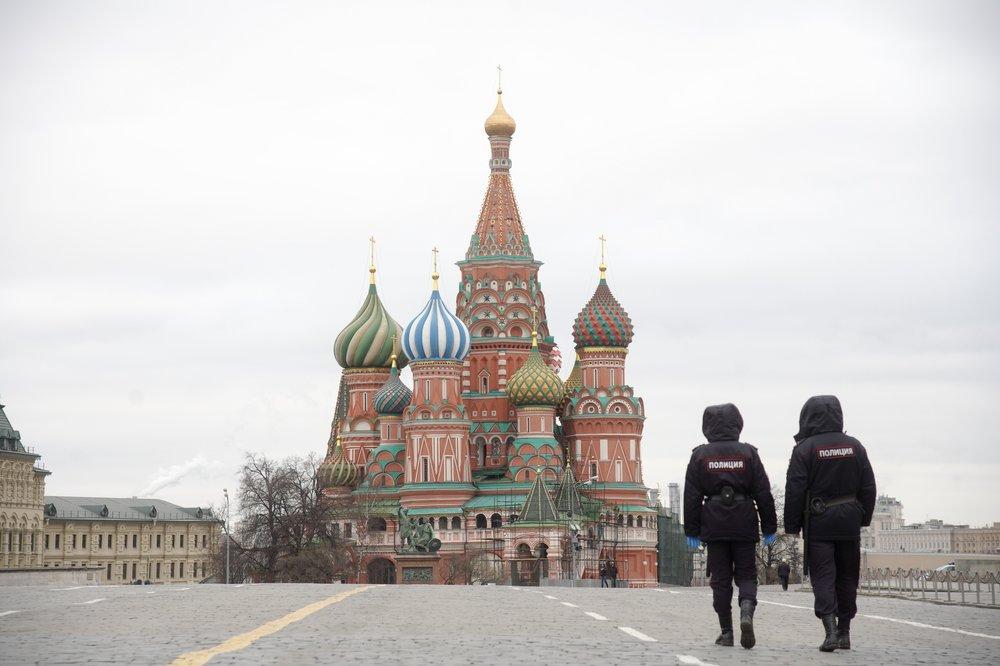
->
[2,2,998,526]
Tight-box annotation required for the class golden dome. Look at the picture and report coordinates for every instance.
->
[484,91,516,137]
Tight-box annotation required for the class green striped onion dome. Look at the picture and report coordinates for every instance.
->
[572,277,633,348]
[334,283,407,369]
[317,437,358,490]
[372,358,412,415]
[507,333,565,407]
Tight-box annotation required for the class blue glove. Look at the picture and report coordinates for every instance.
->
[686,536,701,550]
[763,533,777,546]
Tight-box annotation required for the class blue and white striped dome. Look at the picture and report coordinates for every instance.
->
[402,289,471,362]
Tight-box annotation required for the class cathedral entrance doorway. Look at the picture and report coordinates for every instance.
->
[367,558,396,584]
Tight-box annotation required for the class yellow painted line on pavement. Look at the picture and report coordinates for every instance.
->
[170,586,369,666]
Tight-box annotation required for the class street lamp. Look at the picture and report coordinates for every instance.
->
[223,488,230,585]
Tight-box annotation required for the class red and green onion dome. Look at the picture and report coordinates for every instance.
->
[334,269,407,370]
[372,355,412,415]
[571,269,634,349]
[508,331,565,407]
[317,436,358,490]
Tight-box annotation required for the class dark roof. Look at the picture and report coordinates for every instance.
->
[44,496,220,523]
[519,472,560,523]
[555,465,583,517]
[0,402,38,458]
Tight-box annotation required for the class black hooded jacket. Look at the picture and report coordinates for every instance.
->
[783,395,877,540]
[684,404,778,542]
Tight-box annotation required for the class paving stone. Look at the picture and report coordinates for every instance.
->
[0,583,996,665]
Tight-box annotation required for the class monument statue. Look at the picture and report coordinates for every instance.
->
[397,506,441,554]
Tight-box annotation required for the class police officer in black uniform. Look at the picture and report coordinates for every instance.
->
[784,395,876,652]
[684,403,777,649]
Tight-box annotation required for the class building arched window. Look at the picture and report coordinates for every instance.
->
[536,543,549,559]
[475,514,488,529]
[482,326,494,338]
[509,325,523,338]
[475,436,486,465]
[516,543,532,558]
[490,513,502,529]
[439,517,448,531]
[636,516,643,528]
[451,516,462,530]
[616,514,624,526]
[627,515,634,527]
[367,517,387,532]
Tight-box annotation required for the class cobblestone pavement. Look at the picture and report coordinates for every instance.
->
[1,583,997,665]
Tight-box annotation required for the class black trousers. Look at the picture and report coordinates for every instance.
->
[808,539,860,620]
[706,541,758,614]
[779,575,789,591]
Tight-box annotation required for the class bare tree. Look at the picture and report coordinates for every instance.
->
[230,452,353,583]
[336,491,386,583]
[756,484,803,583]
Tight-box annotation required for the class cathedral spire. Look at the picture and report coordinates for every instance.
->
[465,78,531,261]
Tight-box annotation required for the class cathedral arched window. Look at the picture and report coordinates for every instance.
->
[627,515,634,527]
[482,326,494,338]
[509,325,522,338]
[636,516,643,528]
[439,517,448,531]
[451,517,462,530]
[490,513,502,528]
[475,514,488,529]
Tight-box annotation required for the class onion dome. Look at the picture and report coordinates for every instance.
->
[572,260,634,349]
[508,330,565,407]
[563,354,582,400]
[317,434,358,490]
[334,262,407,370]
[373,354,412,415]
[402,259,471,362]
[484,90,516,137]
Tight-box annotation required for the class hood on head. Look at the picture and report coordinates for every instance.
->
[702,403,744,442]
[796,395,844,441]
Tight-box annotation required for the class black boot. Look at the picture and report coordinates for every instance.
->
[715,613,734,646]
[819,614,839,652]
[739,599,756,649]
[837,617,851,650]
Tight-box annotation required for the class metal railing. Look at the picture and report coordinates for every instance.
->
[860,567,1000,607]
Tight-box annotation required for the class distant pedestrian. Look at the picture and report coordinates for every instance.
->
[784,395,876,652]
[599,560,609,588]
[777,561,791,591]
[684,403,777,650]
[610,560,619,588]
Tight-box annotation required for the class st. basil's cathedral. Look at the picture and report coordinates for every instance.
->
[317,84,657,586]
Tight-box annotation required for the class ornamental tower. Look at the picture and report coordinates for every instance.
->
[506,327,565,481]
[561,246,647,507]
[456,83,555,473]
[400,254,475,509]
[363,350,411,489]
[332,242,406,470]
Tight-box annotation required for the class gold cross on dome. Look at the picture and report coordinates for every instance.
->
[431,246,440,289]
[598,234,608,278]
[368,236,377,283]
[497,65,503,93]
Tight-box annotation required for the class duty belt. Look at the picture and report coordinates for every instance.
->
[707,486,747,506]
[810,494,858,515]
